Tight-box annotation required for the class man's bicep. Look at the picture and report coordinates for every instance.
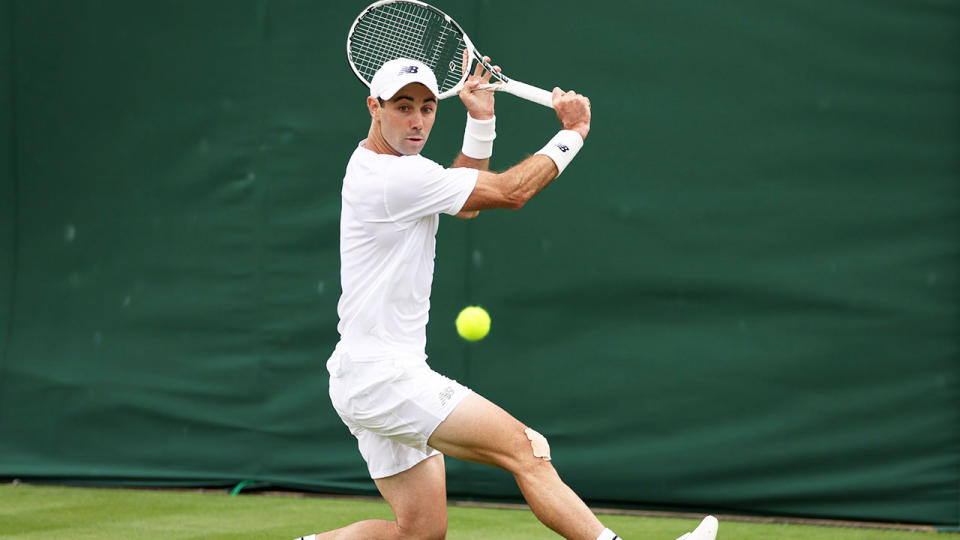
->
[385,159,479,220]
[454,209,480,219]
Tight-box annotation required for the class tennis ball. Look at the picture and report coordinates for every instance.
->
[456,306,490,341]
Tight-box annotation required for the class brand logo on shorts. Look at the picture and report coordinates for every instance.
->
[399,65,419,75]
[439,386,455,407]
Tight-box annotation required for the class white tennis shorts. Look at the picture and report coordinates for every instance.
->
[327,349,472,479]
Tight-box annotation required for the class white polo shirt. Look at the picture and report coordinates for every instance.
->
[335,141,479,361]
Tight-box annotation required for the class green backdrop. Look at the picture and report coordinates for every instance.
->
[1,0,957,528]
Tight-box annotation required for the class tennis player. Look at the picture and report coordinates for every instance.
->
[296,56,718,540]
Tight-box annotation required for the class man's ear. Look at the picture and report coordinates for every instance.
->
[367,96,381,121]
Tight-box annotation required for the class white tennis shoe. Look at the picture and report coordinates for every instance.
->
[675,515,718,540]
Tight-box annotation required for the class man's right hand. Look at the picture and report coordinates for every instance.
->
[552,88,591,140]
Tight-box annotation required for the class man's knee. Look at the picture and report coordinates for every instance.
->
[503,426,555,477]
[524,428,552,461]
[397,513,447,540]
[426,528,447,540]
[397,521,446,540]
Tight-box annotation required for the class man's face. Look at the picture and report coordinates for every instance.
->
[374,83,437,156]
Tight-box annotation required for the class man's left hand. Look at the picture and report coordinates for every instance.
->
[458,49,498,120]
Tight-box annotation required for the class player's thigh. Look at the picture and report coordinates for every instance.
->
[427,392,537,472]
[375,453,448,533]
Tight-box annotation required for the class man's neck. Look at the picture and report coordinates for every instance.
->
[365,125,402,156]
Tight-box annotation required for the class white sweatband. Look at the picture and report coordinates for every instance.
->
[535,130,584,177]
[461,114,496,159]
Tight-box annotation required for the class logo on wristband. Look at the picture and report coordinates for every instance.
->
[556,143,570,153]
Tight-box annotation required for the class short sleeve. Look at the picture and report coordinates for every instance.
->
[383,155,479,223]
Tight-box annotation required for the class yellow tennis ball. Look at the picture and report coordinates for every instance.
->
[456,306,490,341]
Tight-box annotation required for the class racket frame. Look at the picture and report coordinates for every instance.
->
[346,0,554,108]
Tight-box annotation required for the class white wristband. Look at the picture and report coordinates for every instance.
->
[461,114,496,159]
[535,130,584,177]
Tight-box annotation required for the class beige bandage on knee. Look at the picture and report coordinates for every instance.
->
[524,428,551,461]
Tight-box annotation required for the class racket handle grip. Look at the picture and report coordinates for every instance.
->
[503,80,555,108]
[477,80,555,108]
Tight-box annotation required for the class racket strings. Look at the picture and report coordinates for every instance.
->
[350,2,467,94]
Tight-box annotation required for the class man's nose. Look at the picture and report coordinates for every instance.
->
[410,112,424,130]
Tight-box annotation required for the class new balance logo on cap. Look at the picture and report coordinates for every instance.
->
[399,65,419,74]
[556,143,570,152]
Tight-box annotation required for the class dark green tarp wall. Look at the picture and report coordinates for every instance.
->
[1,0,12,361]
[1,0,957,527]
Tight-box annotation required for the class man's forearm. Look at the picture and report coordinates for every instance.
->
[452,153,490,171]
[456,88,591,213]
[458,154,559,212]
[497,154,560,208]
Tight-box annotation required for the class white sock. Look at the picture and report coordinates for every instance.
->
[597,528,621,540]
[293,535,316,540]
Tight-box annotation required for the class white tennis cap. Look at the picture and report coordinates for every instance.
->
[370,58,440,100]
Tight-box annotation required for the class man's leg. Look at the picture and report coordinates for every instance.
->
[427,393,607,540]
[313,453,448,540]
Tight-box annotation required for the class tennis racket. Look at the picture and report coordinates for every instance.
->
[347,0,556,108]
